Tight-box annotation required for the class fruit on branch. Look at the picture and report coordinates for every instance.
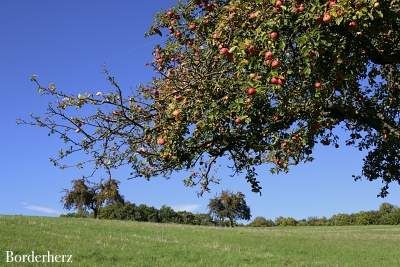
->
[246,45,257,56]
[328,0,336,8]
[188,23,197,31]
[271,60,280,69]
[265,51,273,60]
[172,109,181,117]
[349,20,358,29]
[271,77,280,85]
[29,0,400,198]
[297,4,305,13]
[247,87,256,96]
[157,137,166,145]
[219,47,229,55]
[322,13,332,23]
[270,32,279,41]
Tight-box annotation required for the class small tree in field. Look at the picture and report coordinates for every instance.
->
[63,178,124,218]
[208,191,251,227]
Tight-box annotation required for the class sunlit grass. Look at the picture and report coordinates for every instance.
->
[1,216,399,266]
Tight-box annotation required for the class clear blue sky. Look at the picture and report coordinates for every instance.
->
[1,1,399,220]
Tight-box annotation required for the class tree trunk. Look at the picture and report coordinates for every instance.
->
[228,217,234,227]
[91,205,98,219]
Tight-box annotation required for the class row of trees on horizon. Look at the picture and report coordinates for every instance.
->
[62,178,400,227]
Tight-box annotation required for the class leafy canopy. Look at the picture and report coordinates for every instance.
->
[208,191,251,226]
[20,0,400,196]
[63,178,124,218]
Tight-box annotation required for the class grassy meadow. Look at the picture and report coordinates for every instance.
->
[0,216,399,266]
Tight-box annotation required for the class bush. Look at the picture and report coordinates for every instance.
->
[275,217,298,226]
[158,205,178,223]
[353,211,381,225]
[193,214,214,226]
[249,217,274,227]
[379,208,400,225]
[329,214,354,226]
[98,203,136,220]
[379,203,396,214]
[306,217,328,226]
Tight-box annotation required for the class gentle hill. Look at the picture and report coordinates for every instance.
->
[1,216,400,266]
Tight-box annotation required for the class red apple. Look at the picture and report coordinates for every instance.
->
[206,3,215,11]
[275,0,283,8]
[322,13,332,23]
[271,60,280,69]
[247,45,257,56]
[188,23,197,31]
[249,12,258,19]
[172,109,181,117]
[271,77,279,84]
[314,82,322,89]
[175,31,182,38]
[247,87,256,96]
[167,10,174,17]
[348,20,358,29]
[297,4,305,12]
[186,39,193,46]
[157,137,165,145]
[273,114,281,122]
[265,51,273,60]
[270,31,279,41]
[219,47,229,55]
[235,117,242,124]
[328,0,336,8]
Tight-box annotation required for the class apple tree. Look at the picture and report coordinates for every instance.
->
[20,0,400,196]
[208,191,251,226]
[63,178,124,218]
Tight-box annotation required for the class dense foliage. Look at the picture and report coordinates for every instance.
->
[208,191,251,226]
[97,203,214,225]
[61,180,215,225]
[63,178,124,218]
[21,0,400,195]
[248,202,400,226]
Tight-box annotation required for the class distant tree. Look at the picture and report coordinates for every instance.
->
[98,202,136,220]
[379,203,396,214]
[159,205,178,223]
[329,213,354,226]
[354,211,381,225]
[306,216,328,226]
[63,178,124,218]
[134,204,159,222]
[176,211,195,224]
[275,216,298,226]
[249,216,274,227]
[208,191,251,227]
[193,213,214,226]
[379,207,400,225]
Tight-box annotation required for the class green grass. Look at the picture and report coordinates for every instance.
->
[0,216,399,266]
